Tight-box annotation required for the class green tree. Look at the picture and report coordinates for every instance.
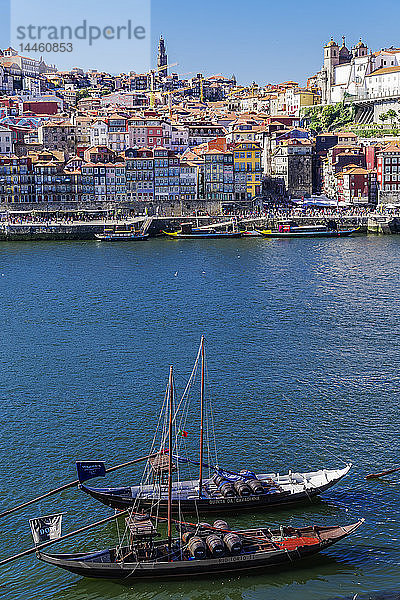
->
[304,101,355,133]
[386,109,397,125]
[379,112,388,125]
[76,89,90,102]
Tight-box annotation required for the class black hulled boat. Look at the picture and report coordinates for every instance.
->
[38,519,363,581]
[80,464,351,514]
[79,337,351,515]
[36,366,363,582]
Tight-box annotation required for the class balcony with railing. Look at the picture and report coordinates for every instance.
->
[355,88,400,102]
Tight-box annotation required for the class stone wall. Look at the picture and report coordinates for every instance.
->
[373,99,400,123]
[287,155,313,197]
[0,199,222,216]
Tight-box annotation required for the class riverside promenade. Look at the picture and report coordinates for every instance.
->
[0,209,399,240]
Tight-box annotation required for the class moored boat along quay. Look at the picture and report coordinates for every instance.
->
[1,211,400,240]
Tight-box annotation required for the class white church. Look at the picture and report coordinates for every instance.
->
[316,37,400,105]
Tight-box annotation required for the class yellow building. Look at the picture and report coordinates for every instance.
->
[285,88,320,116]
[233,140,262,200]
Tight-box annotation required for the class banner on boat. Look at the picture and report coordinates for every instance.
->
[172,454,256,482]
[76,461,106,483]
[214,468,256,482]
[29,513,63,545]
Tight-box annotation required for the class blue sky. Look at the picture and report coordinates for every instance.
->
[1,0,400,84]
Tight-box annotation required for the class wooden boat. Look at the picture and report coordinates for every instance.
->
[164,230,242,239]
[81,464,351,514]
[80,337,351,515]
[36,365,362,582]
[260,228,359,239]
[164,221,242,239]
[242,230,262,237]
[259,222,360,239]
[95,233,149,241]
[95,231,149,241]
[37,519,363,581]
[95,224,149,241]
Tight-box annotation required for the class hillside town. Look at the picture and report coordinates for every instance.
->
[1,36,400,213]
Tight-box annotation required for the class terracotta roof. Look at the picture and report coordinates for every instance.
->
[336,165,371,176]
[1,60,19,68]
[380,141,400,153]
[204,149,226,155]
[367,65,400,77]
[42,120,73,127]
[281,139,312,146]
[335,151,363,157]
[332,143,361,150]
[375,49,400,55]
[86,145,113,152]
[233,140,261,147]
[66,155,83,162]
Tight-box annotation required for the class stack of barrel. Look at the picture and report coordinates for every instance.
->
[212,471,264,498]
[182,520,242,559]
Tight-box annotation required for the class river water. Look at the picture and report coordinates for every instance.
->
[0,236,399,600]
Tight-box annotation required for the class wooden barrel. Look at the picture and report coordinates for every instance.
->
[187,536,207,559]
[213,474,228,487]
[223,532,242,555]
[247,479,264,495]
[213,519,230,531]
[219,482,236,497]
[199,521,212,530]
[181,531,194,545]
[234,481,251,496]
[206,534,225,557]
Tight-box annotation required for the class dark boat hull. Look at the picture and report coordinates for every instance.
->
[40,545,324,579]
[80,465,351,515]
[164,231,242,239]
[82,486,319,514]
[260,229,359,239]
[38,522,363,581]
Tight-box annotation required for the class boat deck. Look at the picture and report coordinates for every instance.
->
[128,468,344,501]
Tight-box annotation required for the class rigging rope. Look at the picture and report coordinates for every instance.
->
[280,394,350,467]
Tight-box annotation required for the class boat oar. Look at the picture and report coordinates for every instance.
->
[0,509,130,567]
[0,454,156,521]
[366,466,400,480]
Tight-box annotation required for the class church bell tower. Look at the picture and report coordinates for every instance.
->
[157,35,168,76]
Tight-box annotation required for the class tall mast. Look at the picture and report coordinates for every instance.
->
[198,336,205,498]
[167,365,173,556]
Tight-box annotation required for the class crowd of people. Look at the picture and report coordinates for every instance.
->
[223,204,400,221]
[0,202,399,227]
[0,211,122,225]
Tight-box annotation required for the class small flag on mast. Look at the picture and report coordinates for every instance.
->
[178,429,188,438]
[29,513,63,545]
[76,461,106,483]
